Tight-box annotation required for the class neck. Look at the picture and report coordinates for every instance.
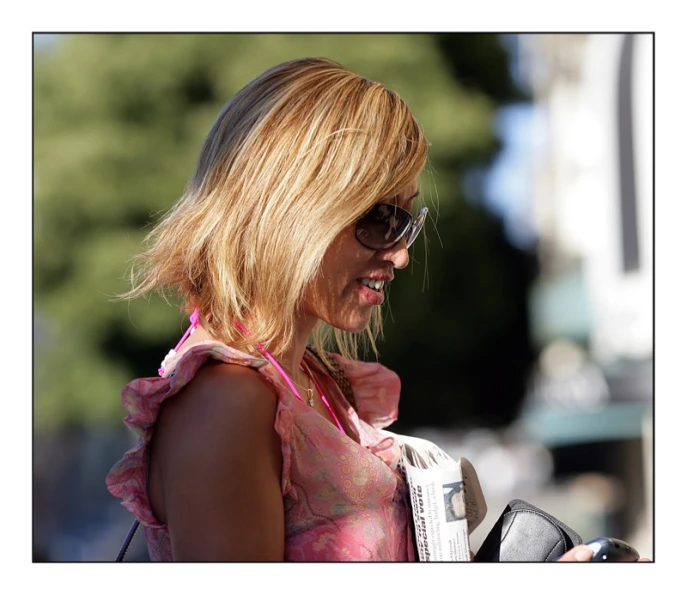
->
[198,310,319,381]
[274,311,318,380]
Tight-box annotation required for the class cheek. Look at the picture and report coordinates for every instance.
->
[305,231,367,309]
[320,228,363,281]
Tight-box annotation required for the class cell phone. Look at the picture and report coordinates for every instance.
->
[586,537,640,562]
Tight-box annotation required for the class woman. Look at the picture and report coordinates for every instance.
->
[107,57,428,561]
[105,57,645,562]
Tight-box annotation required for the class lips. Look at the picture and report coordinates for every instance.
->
[356,279,385,306]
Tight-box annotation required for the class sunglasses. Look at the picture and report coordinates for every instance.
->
[355,202,428,251]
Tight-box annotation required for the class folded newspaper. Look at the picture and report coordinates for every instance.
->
[383,431,488,561]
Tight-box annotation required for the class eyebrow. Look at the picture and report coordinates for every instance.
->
[401,191,420,209]
[389,190,420,206]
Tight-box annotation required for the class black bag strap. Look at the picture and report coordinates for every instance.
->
[115,345,354,561]
[115,519,140,562]
[305,344,357,411]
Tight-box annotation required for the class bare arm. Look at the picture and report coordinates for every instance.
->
[149,361,284,561]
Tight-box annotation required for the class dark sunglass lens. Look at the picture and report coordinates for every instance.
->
[355,204,412,250]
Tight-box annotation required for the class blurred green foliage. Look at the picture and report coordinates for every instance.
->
[34,33,536,432]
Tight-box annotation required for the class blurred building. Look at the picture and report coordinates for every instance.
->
[514,33,653,554]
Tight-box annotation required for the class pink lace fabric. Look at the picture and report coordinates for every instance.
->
[105,340,416,561]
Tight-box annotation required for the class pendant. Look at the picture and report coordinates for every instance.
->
[306,389,315,408]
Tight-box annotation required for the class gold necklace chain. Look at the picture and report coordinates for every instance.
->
[292,362,316,407]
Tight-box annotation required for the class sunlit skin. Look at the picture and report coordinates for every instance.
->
[303,184,419,332]
[263,182,419,421]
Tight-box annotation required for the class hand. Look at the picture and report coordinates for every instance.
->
[557,544,652,562]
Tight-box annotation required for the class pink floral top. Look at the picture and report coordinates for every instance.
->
[105,341,416,561]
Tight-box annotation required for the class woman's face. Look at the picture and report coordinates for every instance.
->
[302,182,420,333]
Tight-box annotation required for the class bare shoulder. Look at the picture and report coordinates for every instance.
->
[149,360,282,537]
[152,359,280,479]
[158,361,278,432]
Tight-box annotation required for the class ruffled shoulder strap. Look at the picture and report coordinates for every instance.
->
[314,351,402,430]
[120,341,268,436]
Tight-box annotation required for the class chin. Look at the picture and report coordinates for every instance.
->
[324,311,372,334]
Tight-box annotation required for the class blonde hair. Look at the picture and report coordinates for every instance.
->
[122,57,429,360]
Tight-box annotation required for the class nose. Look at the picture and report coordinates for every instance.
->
[377,238,410,269]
